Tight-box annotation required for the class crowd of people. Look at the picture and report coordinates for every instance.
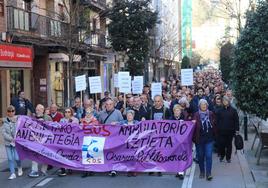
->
[2,69,239,182]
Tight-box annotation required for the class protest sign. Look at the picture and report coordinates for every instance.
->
[88,76,102,94]
[118,72,131,93]
[181,69,194,86]
[151,83,162,99]
[132,76,143,94]
[75,75,87,92]
[15,116,195,172]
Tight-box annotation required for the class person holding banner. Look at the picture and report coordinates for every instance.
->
[149,95,171,176]
[57,107,79,177]
[99,98,123,177]
[169,104,187,180]
[28,104,52,178]
[2,105,23,180]
[193,99,216,181]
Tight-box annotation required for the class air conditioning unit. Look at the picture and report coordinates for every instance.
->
[1,32,6,41]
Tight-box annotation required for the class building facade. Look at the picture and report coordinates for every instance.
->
[0,0,111,117]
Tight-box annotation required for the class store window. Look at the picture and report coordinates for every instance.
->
[0,0,4,17]
[10,70,24,99]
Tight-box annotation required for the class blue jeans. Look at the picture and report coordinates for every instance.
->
[5,146,21,174]
[197,141,213,176]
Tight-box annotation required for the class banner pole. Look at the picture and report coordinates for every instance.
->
[80,91,83,108]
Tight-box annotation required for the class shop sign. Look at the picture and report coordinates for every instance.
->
[0,44,33,68]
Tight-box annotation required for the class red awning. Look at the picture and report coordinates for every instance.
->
[0,44,33,68]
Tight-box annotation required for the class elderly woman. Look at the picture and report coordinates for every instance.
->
[169,104,186,179]
[193,99,216,181]
[58,107,79,177]
[2,105,23,180]
[119,110,138,177]
[60,107,79,124]
[120,110,139,126]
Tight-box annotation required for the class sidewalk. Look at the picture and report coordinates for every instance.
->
[191,151,255,188]
[183,120,268,188]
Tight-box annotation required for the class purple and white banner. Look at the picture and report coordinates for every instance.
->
[15,116,195,172]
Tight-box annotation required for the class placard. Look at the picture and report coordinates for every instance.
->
[118,72,131,93]
[88,76,102,94]
[181,69,193,86]
[132,76,143,94]
[151,82,162,99]
[75,75,87,92]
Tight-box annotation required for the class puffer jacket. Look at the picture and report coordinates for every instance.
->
[2,116,18,146]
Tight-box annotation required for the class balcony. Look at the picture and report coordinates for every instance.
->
[6,6,69,41]
[81,0,107,11]
[80,29,106,49]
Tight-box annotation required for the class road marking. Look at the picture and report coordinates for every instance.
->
[181,161,196,188]
[36,178,53,187]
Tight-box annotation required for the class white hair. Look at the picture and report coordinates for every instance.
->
[198,99,208,107]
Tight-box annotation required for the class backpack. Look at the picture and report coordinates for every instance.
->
[234,134,244,152]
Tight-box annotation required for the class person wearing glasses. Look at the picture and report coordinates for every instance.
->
[57,108,79,177]
[60,108,79,124]
[2,105,23,180]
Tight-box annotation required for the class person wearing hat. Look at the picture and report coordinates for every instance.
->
[216,96,239,163]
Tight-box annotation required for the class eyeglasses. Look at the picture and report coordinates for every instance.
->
[7,110,15,113]
[65,111,71,113]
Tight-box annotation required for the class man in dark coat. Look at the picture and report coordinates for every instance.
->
[216,96,239,163]
[11,90,35,115]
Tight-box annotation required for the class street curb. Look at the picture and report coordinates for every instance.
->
[237,152,256,188]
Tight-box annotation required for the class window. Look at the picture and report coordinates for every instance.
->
[0,0,4,17]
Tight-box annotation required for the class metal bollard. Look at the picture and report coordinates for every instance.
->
[244,115,248,141]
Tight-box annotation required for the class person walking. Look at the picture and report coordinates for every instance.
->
[216,96,239,163]
[193,99,216,181]
[2,105,23,180]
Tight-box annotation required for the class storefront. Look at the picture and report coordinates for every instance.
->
[0,43,33,117]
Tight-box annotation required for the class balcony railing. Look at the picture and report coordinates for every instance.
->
[81,0,107,11]
[6,6,69,40]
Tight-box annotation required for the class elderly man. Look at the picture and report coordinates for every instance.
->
[216,96,239,163]
[151,95,171,121]
[50,103,64,122]
[72,97,83,120]
[28,104,52,178]
[98,98,123,125]
[98,98,123,177]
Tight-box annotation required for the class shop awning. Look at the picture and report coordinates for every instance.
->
[49,53,81,62]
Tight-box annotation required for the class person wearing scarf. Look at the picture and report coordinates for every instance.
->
[193,99,216,181]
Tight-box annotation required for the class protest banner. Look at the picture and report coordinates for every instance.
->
[151,83,162,99]
[75,75,87,92]
[118,72,131,93]
[15,116,195,172]
[88,76,102,94]
[181,69,194,86]
[132,76,143,94]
